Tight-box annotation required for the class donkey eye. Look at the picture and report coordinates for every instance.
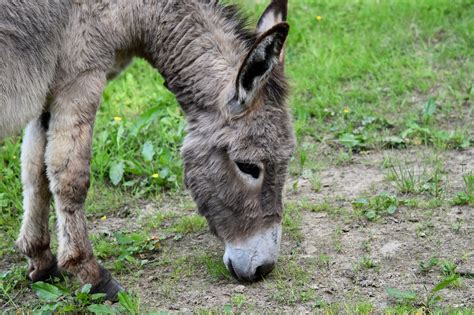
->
[235,162,261,179]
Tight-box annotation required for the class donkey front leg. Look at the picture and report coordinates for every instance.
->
[16,115,60,282]
[45,72,123,300]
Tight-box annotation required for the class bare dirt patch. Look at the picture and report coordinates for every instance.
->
[125,147,474,312]
[2,148,473,312]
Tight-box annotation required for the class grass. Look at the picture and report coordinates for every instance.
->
[387,158,446,196]
[452,171,474,206]
[352,191,399,221]
[1,0,473,313]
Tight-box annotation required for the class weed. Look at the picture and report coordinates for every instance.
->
[308,199,338,214]
[382,155,396,168]
[361,238,372,253]
[105,231,162,269]
[331,225,343,253]
[386,273,460,311]
[452,171,474,206]
[419,257,440,274]
[392,98,471,150]
[388,160,446,197]
[388,164,422,194]
[441,261,458,277]
[415,220,435,238]
[309,172,322,193]
[26,281,141,313]
[0,266,28,308]
[349,301,375,315]
[352,192,398,221]
[335,149,352,165]
[357,256,378,270]
[424,274,461,310]
[231,293,247,308]
[385,287,418,305]
[316,253,331,269]
[451,218,463,233]
[117,291,141,315]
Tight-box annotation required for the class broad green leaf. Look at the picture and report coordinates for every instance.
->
[142,141,155,161]
[366,210,377,221]
[339,133,361,148]
[432,274,459,293]
[31,282,66,301]
[429,294,442,304]
[36,303,62,313]
[387,204,397,215]
[385,287,417,301]
[81,283,92,294]
[223,304,233,314]
[353,198,369,208]
[159,168,169,179]
[87,304,118,314]
[109,161,124,186]
[130,107,161,136]
[384,136,405,145]
[91,293,107,300]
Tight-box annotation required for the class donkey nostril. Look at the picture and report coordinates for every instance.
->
[255,262,275,280]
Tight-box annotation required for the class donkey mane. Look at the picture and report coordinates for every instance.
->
[142,0,288,116]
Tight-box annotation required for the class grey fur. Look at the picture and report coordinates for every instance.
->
[1,0,294,296]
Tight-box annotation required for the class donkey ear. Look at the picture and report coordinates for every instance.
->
[257,0,288,34]
[229,23,289,116]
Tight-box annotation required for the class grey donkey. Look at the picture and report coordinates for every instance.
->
[0,0,295,300]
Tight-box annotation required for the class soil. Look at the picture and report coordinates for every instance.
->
[131,147,474,312]
[2,147,473,312]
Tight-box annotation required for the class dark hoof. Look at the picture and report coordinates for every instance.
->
[28,256,68,283]
[90,266,124,302]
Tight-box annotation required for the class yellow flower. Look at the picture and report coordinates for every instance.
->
[101,215,107,221]
[316,15,322,21]
[343,107,350,114]
[414,307,426,315]
[151,173,159,179]
[113,116,122,122]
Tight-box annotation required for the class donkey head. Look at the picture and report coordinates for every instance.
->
[181,0,294,282]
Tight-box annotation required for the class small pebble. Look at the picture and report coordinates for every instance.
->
[233,284,246,294]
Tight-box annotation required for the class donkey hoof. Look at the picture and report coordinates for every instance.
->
[90,266,124,302]
[28,257,66,283]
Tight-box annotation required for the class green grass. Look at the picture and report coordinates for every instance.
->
[452,171,474,206]
[1,0,473,312]
[352,191,399,221]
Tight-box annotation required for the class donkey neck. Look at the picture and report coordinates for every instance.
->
[137,0,255,112]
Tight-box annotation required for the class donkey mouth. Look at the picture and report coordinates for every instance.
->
[223,224,281,282]
[227,259,275,282]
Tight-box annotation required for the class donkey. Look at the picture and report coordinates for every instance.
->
[0,0,295,300]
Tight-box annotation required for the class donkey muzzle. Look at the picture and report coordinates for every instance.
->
[223,224,281,282]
